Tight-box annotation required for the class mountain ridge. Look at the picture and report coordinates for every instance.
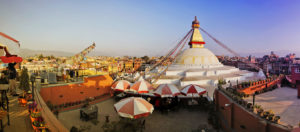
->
[19,48,300,58]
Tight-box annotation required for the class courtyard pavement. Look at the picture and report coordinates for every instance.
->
[59,98,215,132]
[245,87,300,128]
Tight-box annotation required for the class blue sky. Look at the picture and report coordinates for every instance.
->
[1,0,300,56]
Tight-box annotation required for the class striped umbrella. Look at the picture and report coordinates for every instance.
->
[114,97,154,119]
[130,80,154,93]
[154,84,180,97]
[111,80,131,92]
[181,84,206,97]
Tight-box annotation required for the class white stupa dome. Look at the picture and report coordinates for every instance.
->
[175,48,222,66]
[171,16,222,67]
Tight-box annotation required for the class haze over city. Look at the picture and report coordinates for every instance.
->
[1,0,300,57]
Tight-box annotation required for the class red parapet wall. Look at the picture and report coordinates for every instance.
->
[215,90,291,132]
[40,74,113,105]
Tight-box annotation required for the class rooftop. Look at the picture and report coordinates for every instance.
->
[245,87,300,128]
[58,98,214,132]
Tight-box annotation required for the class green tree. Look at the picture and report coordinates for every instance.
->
[50,55,55,59]
[19,68,30,92]
[141,56,149,63]
[38,54,44,60]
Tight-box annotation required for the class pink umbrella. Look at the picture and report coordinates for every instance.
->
[154,84,180,97]
[181,84,206,97]
[130,80,154,93]
[111,80,131,92]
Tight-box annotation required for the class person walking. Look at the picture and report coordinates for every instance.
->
[69,69,75,82]
[75,69,79,81]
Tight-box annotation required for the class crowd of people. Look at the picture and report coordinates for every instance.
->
[61,68,79,83]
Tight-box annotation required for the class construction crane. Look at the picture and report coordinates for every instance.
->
[72,42,96,64]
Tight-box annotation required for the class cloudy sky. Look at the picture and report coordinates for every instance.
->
[1,0,300,56]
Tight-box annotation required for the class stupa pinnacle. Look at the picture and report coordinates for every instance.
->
[189,16,206,48]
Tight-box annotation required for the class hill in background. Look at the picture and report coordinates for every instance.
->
[20,49,74,57]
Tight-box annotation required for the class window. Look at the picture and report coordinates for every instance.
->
[295,68,300,73]
[80,92,84,94]
[59,95,63,98]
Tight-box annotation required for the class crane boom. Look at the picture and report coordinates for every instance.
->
[73,42,96,62]
[69,42,96,67]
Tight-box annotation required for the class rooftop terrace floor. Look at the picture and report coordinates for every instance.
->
[59,98,216,132]
[245,87,300,128]
[3,95,33,132]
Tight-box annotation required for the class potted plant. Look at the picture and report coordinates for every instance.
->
[53,105,57,110]
[273,116,280,123]
[28,101,37,113]
[46,101,54,110]
[18,92,27,106]
[59,104,64,109]
[25,91,33,101]
[64,103,68,108]
[257,108,264,116]
[267,113,274,121]
[266,110,274,120]
[30,111,41,122]
[262,111,270,118]
[247,103,253,109]
[242,100,248,107]
[237,98,243,104]
[240,92,246,98]
[32,117,46,131]
[253,105,261,114]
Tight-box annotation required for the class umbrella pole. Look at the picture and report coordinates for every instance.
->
[192,93,194,104]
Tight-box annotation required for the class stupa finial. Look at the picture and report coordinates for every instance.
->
[189,16,205,48]
[192,16,200,28]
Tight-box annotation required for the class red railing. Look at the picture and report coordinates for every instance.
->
[236,76,284,95]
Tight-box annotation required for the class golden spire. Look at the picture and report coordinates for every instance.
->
[189,16,205,48]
